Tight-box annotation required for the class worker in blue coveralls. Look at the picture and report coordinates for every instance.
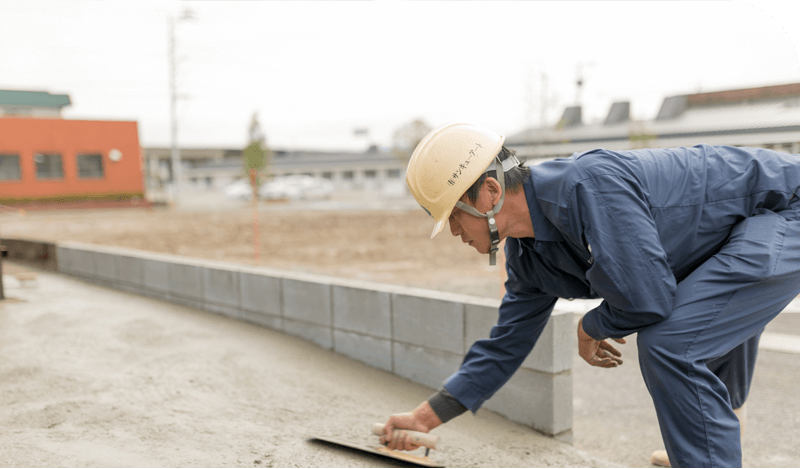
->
[379,123,800,468]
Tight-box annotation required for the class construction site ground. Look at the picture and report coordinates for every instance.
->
[1,190,798,467]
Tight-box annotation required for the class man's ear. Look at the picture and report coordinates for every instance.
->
[483,176,502,207]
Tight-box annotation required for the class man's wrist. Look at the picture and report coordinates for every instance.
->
[426,388,467,425]
[579,313,606,341]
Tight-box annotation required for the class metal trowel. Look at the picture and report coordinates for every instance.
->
[309,423,443,468]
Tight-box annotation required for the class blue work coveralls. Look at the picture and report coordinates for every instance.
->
[442,145,799,467]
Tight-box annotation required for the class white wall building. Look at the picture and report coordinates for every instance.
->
[144,83,799,197]
[506,83,800,165]
[142,145,408,194]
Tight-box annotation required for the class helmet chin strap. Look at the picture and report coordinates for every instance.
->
[454,155,519,266]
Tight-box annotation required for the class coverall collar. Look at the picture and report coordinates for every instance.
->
[519,173,562,255]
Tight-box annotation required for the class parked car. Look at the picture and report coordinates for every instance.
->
[259,175,334,200]
[222,179,255,200]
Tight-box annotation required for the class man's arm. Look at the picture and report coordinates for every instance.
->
[381,247,557,447]
[570,173,677,340]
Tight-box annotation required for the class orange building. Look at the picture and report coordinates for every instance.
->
[0,92,145,206]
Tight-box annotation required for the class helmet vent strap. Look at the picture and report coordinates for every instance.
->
[455,200,484,218]
[453,157,509,266]
[487,209,500,266]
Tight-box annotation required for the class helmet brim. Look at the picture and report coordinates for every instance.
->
[430,205,454,239]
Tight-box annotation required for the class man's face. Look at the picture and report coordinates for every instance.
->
[448,190,493,255]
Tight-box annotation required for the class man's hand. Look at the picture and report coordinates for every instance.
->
[578,317,626,368]
[380,401,442,451]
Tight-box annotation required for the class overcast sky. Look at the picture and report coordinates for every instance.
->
[1,0,798,151]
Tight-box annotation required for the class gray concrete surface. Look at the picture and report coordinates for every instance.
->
[0,267,610,468]
[1,266,797,467]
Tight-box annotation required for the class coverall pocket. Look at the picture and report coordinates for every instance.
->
[722,210,787,283]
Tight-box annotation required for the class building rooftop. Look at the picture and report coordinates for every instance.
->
[507,83,800,148]
[0,89,72,108]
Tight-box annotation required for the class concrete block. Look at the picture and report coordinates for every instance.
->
[464,302,498,352]
[55,246,75,275]
[333,330,392,372]
[239,272,281,316]
[115,255,142,289]
[284,319,332,350]
[483,369,572,436]
[522,310,573,374]
[392,293,463,353]
[168,295,204,311]
[392,342,462,390]
[93,252,117,283]
[63,247,95,279]
[141,258,171,296]
[204,301,241,319]
[283,278,331,326]
[141,289,171,302]
[168,263,202,302]
[465,304,573,374]
[115,282,144,296]
[202,267,239,311]
[239,309,283,331]
[332,285,391,338]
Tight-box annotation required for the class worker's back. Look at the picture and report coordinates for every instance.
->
[532,144,800,282]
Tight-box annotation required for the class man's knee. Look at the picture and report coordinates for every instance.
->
[637,324,684,372]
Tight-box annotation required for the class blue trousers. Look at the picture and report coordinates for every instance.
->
[637,203,800,467]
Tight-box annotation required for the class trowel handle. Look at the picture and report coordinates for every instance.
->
[371,423,439,450]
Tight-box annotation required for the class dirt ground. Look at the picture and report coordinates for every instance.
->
[0,200,507,299]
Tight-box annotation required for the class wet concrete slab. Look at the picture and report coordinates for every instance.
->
[0,268,614,468]
[1,265,797,467]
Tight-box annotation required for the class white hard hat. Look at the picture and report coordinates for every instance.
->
[406,123,518,265]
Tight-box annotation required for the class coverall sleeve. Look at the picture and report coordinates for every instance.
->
[443,251,558,412]
[574,174,677,340]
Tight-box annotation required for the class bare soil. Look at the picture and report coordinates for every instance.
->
[0,203,506,299]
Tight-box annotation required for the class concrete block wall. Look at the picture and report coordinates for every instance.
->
[53,240,573,440]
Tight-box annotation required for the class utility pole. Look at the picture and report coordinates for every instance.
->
[168,9,195,204]
[575,61,597,109]
[168,16,180,204]
[540,72,548,128]
[0,244,6,300]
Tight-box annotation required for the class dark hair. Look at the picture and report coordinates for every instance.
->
[465,146,530,203]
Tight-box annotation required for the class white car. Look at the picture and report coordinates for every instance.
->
[222,179,256,200]
[259,175,334,200]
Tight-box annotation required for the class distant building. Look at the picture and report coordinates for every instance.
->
[142,145,407,193]
[506,83,800,163]
[0,90,146,206]
[145,83,800,196]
